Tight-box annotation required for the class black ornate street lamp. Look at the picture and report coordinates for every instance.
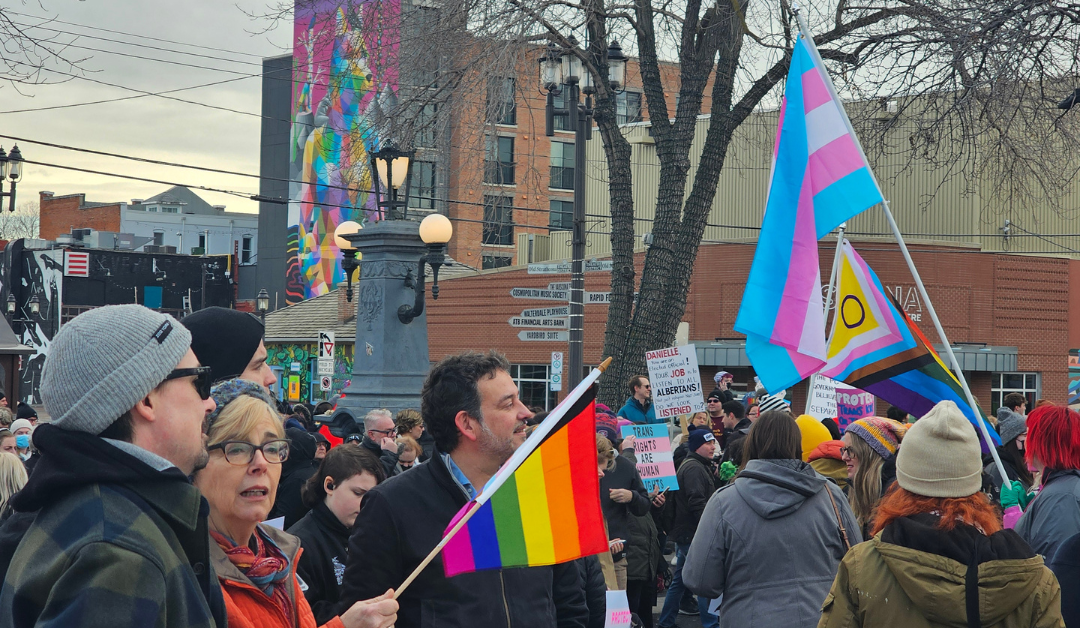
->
[256,288,270,323]
[370,143,415,221]
[0,145,24,213]
[398,214,453,324]
[334,220,363,301]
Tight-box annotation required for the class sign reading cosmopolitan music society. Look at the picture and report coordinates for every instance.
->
[644,345,706,419]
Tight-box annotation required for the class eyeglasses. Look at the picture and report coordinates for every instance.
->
[164,366,212,400]
[208,439,290,465]
[369,428,396,437]
[840,446,855,459]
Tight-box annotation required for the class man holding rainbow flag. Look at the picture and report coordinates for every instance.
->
[339,351,596,628]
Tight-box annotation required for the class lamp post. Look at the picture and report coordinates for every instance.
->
[0,145,24,213]
[327,143,453,434]
[256,289,270,323]
[540,39,627,390]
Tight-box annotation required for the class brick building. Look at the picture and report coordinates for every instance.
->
[425,240,1080,415]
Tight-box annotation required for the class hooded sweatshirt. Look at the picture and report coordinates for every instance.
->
[0,424,227,628]
[270,427,321,528]
[683,458,861,628]
[819,513,1062,628]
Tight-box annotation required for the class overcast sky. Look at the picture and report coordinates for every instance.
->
[1,0,294,214]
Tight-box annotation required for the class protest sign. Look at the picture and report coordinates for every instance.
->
[645,345,706,420]
[604,591,632,628]
[806,374,838,420]
[620,424,679,492]
[835,383,875,430]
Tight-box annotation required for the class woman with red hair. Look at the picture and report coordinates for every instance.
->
[819,401,1061,627]
[1014,404,1080,559]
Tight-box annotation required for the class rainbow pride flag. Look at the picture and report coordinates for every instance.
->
[735,34,884,393]
[442,387,607,576]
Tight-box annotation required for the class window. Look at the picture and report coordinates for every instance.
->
[153,231,164,246]
[416,104,438,148]
[616,91,643,124]
[198,233,206,249]
[484,136,515,185]
[482,195,513,245]
[510,364,558,411]
[241,235,253,264]
[408,161,436,209]
[488,77,516,125]
[482,254,513,270]
[161,206,179,214]
[991,372,1040,414]
[549,200,573,231]
[552,85,572,131]
[550,142,575,190]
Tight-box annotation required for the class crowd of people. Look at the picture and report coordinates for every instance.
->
[0,303,1077,627]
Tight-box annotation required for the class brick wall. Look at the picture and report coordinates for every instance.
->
[39,192,122,241]
[429,239,1076,413]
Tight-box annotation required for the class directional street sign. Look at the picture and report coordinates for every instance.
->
[521,306,570,318]
[547,282,570,291]
[527,260,614,274]
[518,330,570,342]
[510,287,568,300]
[585,291,611,304]
[585,260,613,272]
[508,316,569,329]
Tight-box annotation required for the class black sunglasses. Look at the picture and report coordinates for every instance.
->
[164,366,213,400]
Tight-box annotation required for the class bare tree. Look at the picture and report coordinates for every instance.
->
[257,0,1080,406]
[0,7,88,89]
[0,200,40,241]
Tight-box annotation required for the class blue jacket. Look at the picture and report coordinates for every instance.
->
[617,397,657,424]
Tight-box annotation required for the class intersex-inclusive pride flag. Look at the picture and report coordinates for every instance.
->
[442,386,607,577]
[735,35,884,393]
[821,242,1001,448]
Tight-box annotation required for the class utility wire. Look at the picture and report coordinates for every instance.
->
[0,74,258,114]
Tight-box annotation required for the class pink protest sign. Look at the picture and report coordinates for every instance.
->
[835,384,875,430]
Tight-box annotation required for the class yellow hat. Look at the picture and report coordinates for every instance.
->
[796,415,833,462]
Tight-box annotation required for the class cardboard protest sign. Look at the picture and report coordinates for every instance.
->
[835,383,875,430]
[805,374,838,420]
[604,590,632,628]
[645,345,706,420]
[620,424,679,492]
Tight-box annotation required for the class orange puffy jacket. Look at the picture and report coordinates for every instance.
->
[212,523,345,628]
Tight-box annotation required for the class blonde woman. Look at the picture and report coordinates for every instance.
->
[0,451,26,518]
[841,417,907,537]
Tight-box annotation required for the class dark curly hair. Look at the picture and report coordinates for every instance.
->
[421,351,510,454]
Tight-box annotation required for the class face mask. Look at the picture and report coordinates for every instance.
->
[15,435,29,450]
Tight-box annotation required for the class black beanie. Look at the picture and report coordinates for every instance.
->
[15,402,36,420]
[182,307,265,383]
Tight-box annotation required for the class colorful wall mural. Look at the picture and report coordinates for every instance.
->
[288,0,401,303]
[1070,350,1080,406]
[267,340,355,404]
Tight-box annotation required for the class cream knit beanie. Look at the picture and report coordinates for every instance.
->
[895,400,983,498]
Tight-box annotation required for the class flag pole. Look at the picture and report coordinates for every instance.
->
[392,356,614,599]
[823,223,847,319]
[791,6,1008,483]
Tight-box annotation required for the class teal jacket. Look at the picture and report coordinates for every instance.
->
[617,396,658,424]
[0,424,225,628]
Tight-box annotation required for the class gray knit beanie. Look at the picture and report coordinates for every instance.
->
[896,400,983,498]
[997,411,1027,445]
[41,304,191,435]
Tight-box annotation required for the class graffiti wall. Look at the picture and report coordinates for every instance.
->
[288,0,400,303]
[18,250,63,404]
[1070,350,1080,406]
[267,340,355,403]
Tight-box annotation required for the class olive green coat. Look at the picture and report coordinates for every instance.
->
[818,534,1064,628]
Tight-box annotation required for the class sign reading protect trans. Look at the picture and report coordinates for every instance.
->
[645,345,706,419]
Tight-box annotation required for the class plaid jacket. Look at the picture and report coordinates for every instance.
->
[0,429,225,628]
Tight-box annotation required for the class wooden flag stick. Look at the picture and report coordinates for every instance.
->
[392,356,613,600]
[394,500,483,599]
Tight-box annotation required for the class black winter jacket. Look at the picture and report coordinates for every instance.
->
[576,555,607,628]
[339,450,589,628]
[600,455,650,560]
[288,500,350,625]
[671,452,716,544]
[270,427,320,528]
[361,436,399,479]
[719,418,752,468]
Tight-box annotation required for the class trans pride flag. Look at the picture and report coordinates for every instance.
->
[735,35,883,392]
[441,387,607,576]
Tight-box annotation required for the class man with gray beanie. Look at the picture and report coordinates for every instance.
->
[0,305,226,628]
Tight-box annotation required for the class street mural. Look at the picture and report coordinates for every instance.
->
[267,340,355,403]
[17,250,63,404]
[288,0,400,303]
[1070,350,1080,406]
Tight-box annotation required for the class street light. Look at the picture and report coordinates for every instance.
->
[256,288,270,322]
[607,40,628,91]
[0,145,24,213]
[4,294,14,316]
[370,143,415,221]
[398,213,453,324]
[335,220,363,301]
[27,294,39,317]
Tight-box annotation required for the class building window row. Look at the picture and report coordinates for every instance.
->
[482,195,513,246]
[991,372,1039,414]
[510,364,557,411]
[484,136,515,185]
[409,161,436,210]
[488,76,517,126]
[550,141,575,191]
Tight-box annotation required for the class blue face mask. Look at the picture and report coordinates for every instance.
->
[15,435,28,449]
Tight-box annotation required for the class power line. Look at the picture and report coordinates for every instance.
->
[0,74,257,114]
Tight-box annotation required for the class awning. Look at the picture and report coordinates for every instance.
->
[693,341,1017,373]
